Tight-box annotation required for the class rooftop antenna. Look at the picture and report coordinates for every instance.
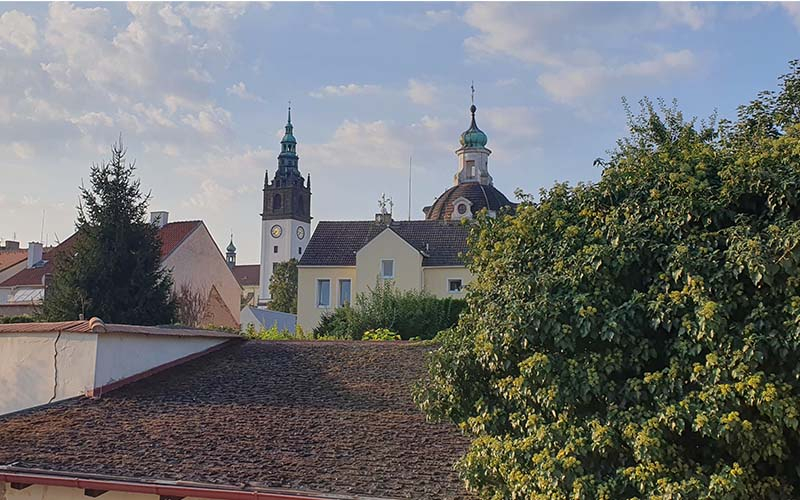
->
[408,155,412,221]
[40,209,46,244]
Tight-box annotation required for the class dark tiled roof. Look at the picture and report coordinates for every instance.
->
[0,341,471,499]
[0,222,201,287]
[232,264,260,287]
[298,220,471,267]
[425,182,515,221]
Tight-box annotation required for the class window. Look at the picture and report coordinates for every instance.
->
[273,245,278,253]
[381,259,394,279]
[317,279,331,307]
[339,279,352,306]
[448,279,463,293]
[273,194,282,210]
[298,247,302,255]
[466,160,475,178]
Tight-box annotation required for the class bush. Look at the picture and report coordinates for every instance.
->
[242,322,309,340]
[0,315,36,324]
[416,63,800,498]
[313,280,466,340]
[362,328,400,341]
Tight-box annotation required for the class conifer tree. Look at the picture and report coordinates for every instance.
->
[43,139,175,324]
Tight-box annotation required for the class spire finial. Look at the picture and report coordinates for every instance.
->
[287,101,292,124]
[471,81,475,106]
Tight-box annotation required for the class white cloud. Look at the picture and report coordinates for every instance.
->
[397,9,454,30]
[784,2,800,30]
[304,120,411,170]
[406,79,438,105]
[309,83,381,98]
[185,178,233,209]
[0,10,38,54]
[481,107,539,139]
[226,81,264,102]
[537,50,697,103]
[463,3,703,103]
[181,106,232,135]
[659,3,712,30]
[11,142,35,160]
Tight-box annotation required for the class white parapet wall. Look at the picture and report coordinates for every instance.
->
[0,320,239,416]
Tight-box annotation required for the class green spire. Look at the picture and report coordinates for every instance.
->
[459,101,488,148]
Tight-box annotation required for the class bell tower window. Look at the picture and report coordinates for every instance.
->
[273,194,282,210]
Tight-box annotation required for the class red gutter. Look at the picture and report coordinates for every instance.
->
[0,471,334,500]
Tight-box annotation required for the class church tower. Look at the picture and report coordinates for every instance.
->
[259,106,311,304]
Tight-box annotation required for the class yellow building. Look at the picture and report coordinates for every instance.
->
[297,99,515,331]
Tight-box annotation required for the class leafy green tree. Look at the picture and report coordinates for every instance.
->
[43,140,175,324]
[417,62,800,498]
[268,258,298,313]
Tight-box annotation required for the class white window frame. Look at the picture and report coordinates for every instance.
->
[338,279,352,307]
[380,259,395,279]
[447,278,463,294]
[316,279,331,308]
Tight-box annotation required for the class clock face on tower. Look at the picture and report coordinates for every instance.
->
[271,224,282,238]
[296,226,305,240]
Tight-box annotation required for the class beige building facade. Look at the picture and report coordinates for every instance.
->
[297,222,473,331]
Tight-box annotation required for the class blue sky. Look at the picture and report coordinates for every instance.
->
[1,2,799,263]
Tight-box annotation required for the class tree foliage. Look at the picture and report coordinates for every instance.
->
[43,140,175,325]
[416,62,800,498]
[269,258,298,313]
[314,280,466,340]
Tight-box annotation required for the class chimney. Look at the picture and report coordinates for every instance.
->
[27,242,43,268]
[2,240,19,250]
[150,211,169,229]
[374,213,393,225]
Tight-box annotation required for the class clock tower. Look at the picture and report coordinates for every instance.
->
[259,106,311,304]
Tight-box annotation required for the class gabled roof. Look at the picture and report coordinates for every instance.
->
[0,222,203,288]
[232,264,260,287]
[158,220,202,259]
[0,341,470,499]
[298,220,470,267]
[0,250,26,272]
[0,233,79,287]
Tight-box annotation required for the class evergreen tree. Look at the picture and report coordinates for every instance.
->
[268,258,298,314]
[43,140,175,324]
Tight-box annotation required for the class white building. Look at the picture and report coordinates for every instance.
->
[258,107,311,304]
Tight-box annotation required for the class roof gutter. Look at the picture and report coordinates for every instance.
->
[0,467,345,500]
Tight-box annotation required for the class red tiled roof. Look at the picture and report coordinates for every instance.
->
[158,221,202,259]
[232,264,259,287]
[0,222,202,287]
[0,234,79,287]
[0,250,26,272]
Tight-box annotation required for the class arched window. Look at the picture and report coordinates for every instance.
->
[273,194,282,210]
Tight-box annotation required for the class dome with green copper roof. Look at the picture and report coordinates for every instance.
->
[459,104,488,148]
[226,238,236,253]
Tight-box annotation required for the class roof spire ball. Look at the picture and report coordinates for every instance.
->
[460,82,488,148]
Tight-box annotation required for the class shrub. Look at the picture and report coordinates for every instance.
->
[0,315,36,324]
[416,63,800,498]
[362,328,400,341]
[242,322,309,340]
[313,280,466,340]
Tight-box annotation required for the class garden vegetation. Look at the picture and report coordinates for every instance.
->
[416,62,800,498]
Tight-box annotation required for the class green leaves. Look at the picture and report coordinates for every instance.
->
[417,63,800,498]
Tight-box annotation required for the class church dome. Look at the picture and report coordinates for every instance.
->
[425,182,515,221]
[459,105,488,148]
[227,239,236,252]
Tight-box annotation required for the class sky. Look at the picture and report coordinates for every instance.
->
[1,2,799,263]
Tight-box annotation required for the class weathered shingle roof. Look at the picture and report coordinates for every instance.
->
[0,250,26,273]
[232,264,260,287]
[298,220,470,267]
[0,341,471,499]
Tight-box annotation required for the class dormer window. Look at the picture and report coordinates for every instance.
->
[457,203,468,215]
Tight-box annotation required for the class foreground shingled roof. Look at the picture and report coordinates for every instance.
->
[299,220,471,267]
[0,341,471,499]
